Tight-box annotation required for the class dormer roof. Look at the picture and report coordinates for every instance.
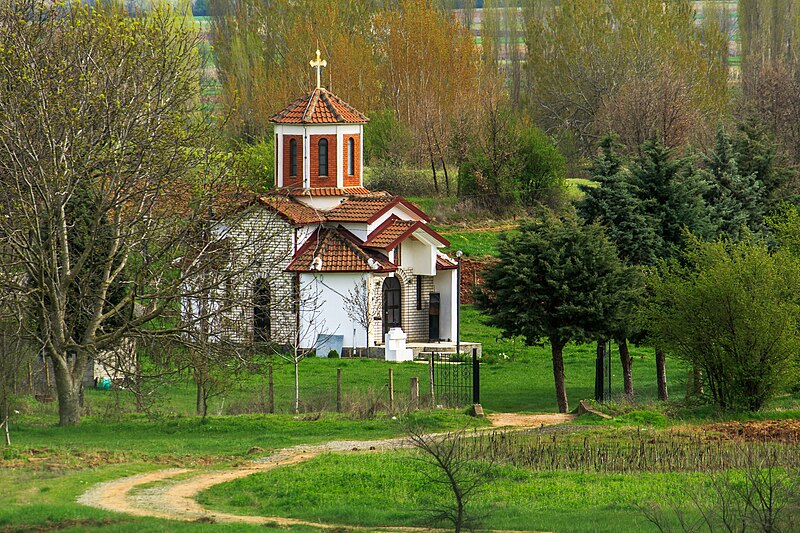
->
[286,227,395,273]
[271,88,369,125]
[363,215,450,250]
[325,195,431,224]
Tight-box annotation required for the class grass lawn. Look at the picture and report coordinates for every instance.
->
[438,225,510,257]
[198,450,704,532]
[566,177,598,201]
[1,411,484,533]
[67,303,795,418]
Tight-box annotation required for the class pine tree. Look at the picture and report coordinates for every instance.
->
[701,126,766,240]
[477,216,641,413]
[578,136,659,266]
[627,139,713,261]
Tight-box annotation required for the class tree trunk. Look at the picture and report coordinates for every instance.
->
[550,336,569,413]
[429,152,439,194]
[618,338,633,401]
[441,158,450,196]
[294,361,300,415]
[594,341,605,401]
[196,377,206,417]
[656,348,668,401]
[52,355,82,426]
[686,365,704,398]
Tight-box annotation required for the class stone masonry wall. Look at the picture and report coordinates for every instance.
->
[222,208,299,345]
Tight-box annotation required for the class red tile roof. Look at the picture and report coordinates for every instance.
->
[324,196,396,222]
[362,217,416,249]
[436,253,458,270]
[287,227,395,273]
[257,195,324,225]
[326,196,431,223]
[363,215,450,250]
[283,186,376,197]
[271,88,369,124]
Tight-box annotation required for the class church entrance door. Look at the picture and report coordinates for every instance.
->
[382,276,401,335]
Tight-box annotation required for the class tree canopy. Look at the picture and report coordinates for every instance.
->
[478,216,641,412]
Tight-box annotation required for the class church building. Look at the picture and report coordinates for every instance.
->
[219,51,462,359]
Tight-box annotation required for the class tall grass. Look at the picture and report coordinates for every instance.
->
[461,430,800,474]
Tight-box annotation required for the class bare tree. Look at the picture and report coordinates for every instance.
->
[408,426,496,533]
[343,278,370,357]
[0,2,271,425]
[640,443,800,533]
[272,277,327,414]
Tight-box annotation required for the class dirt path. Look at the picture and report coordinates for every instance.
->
[79,414,572,531]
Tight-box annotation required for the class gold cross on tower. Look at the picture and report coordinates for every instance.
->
[309,49,327,90]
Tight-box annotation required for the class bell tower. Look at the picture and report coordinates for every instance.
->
[271,50,369,197]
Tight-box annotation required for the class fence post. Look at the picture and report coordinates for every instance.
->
[268,363,274,414]
[429,353,435,408]
[336,367,342,413]
[472,348,480,404]
[388,367,394,412]
[410,377,419,410]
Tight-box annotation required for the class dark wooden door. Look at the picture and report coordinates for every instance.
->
[382,277,401,335]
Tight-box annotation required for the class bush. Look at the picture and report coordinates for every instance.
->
[647,237,800,411]
[327,350,339,359]
[235,137,275,192]
[458,126,567,213]
[366,164,438,196]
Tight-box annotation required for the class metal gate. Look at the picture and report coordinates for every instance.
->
[431,352,475,408]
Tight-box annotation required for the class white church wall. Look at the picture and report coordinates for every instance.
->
[402,237,436,276]
[338,222,369,241]
[298,272,371,351]
[294,195,346,210]
[433,268,457,342]
[367,204,421,234]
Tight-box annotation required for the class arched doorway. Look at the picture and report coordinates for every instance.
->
[253,278,271,342]
[382,276,401,335]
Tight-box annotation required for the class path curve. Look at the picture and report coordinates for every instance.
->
[79,414,575,531]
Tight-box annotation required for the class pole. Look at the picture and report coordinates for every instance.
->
[606,339,612,401]
[472,348,480,404]
[429,354,435,408]
[456,251,463,359]
[336,367,342,413]
[388,367,394,412]
[595,342,604,401]
[410,377,419,410]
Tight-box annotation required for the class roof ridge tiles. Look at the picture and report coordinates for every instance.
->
[270,88,368,124]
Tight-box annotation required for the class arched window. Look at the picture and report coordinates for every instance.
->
[253,278,271,342]
[289,138,298,176]
[347,137,355,175]
[382,276,401,335]
[318,138,328,176]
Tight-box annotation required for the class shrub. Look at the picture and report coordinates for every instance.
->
[647,237,800,411]
[235,137,275,192]
[327,350,339,359]
[366,164,437,196]
[458,126,567,213]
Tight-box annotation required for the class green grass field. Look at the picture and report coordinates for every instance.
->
[0,411,482,533]
[4,303,800,532]
[198,451,702,532]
